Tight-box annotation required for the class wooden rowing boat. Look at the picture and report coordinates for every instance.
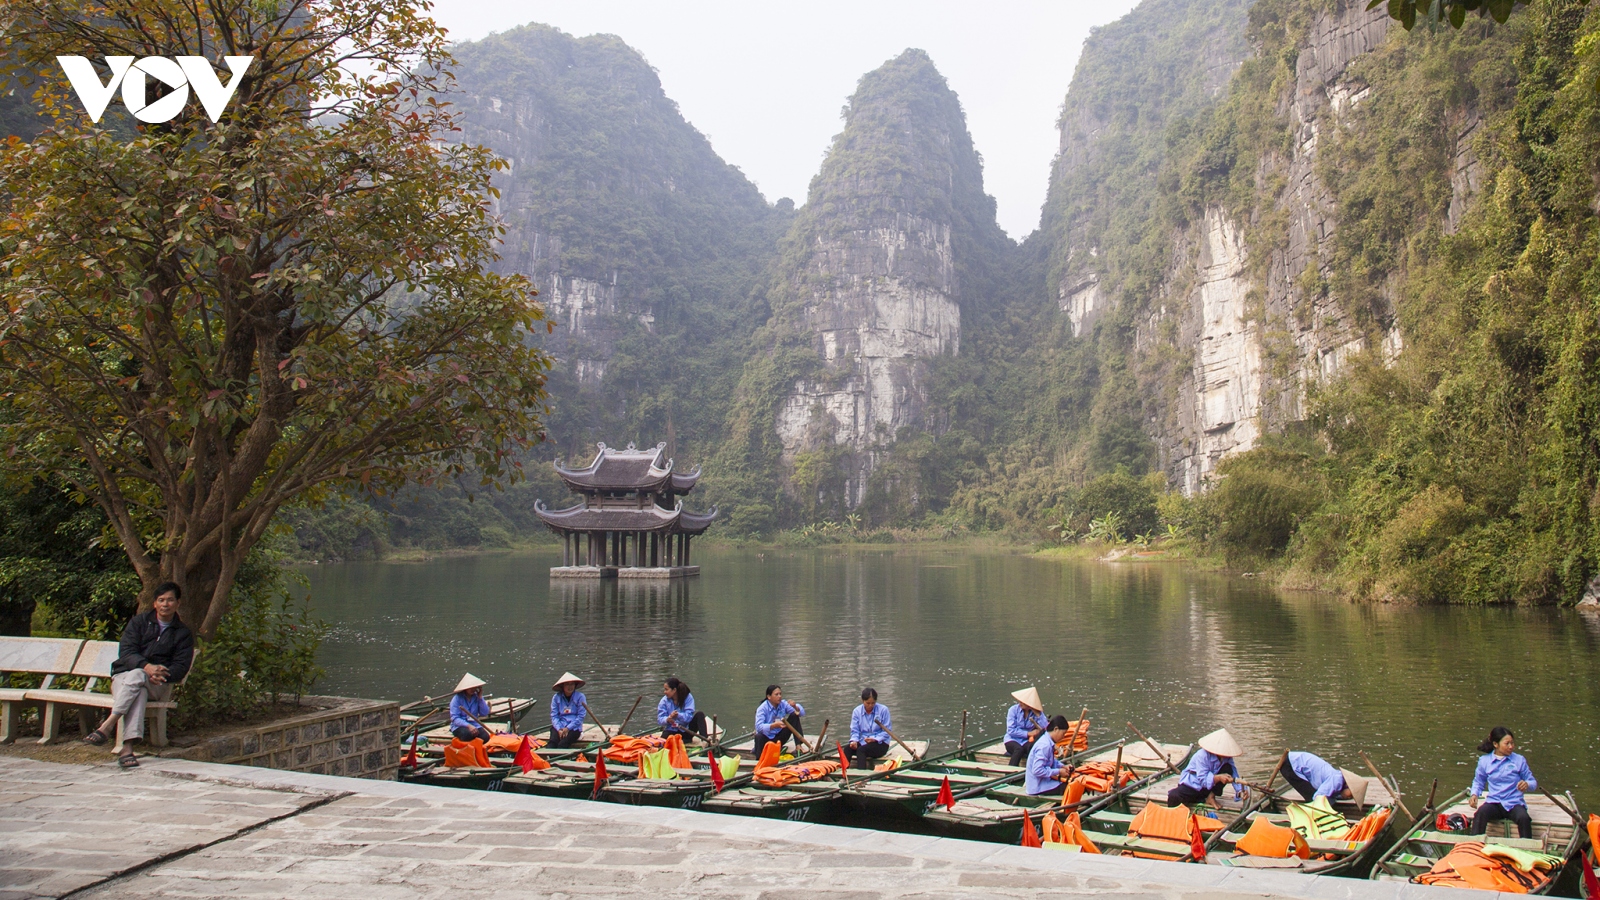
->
[698,738,929,823]
[1202,776,1406,876]
[399,761,520,790]
[837,736,1119,824]
[1370,790,1585,894]
[921,738,1189,844]
[1076,751,1274,860]
[599,730,762,810]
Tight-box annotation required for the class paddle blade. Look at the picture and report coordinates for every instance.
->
[514,735,535,774]
[1020,812,1042,848]
[1582,851,1599,899]
[1189,814,1207,862]
[937,775,955,811]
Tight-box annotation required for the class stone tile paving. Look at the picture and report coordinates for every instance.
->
[0,755,341,899]
[0,756,1454,900]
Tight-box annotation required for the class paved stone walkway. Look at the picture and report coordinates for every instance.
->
[0,756,1450,900]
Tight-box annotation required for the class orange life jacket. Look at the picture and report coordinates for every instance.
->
[601,734,668,764]
[485,733,530,754]
[665,734,691,770]
[1053,719,1090,753]
[1235,816,1311,859]
[1588,814,1600,865]
[1126,803,1197,858]
[1042,810,1102,854]
[753,759,841,787]
[755,740,782,771]
[1343,807,1393,845]
[443,737,491,768]
[1415,842,1547,893]
[1063,760,1136,795]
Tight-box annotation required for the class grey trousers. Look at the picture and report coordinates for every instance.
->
[109,669,172,741]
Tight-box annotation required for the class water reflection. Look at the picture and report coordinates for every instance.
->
[305,546,1600,809]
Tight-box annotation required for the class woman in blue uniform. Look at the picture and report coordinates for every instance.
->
[1025,716,1073,795]
[1469,726,1538,839]
[657,677,710,742]
[549,672,587,749]
[1004,686,1048,767]
[753,684,806,756]
[1167,729,1242,806]
[448,673,492,742]
[846,687,892,769]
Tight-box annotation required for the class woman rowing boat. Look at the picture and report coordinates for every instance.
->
[658,677,710,743]
[549,672,587,749]
[753,684,805,756]
[846,687,892,769]
[1470,726,1538,839]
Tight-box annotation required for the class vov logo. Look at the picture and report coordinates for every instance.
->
[56,56,253,124]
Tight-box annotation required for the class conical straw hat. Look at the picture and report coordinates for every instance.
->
[1010,686,1044,711]
[552,672,586,691]
[1341,769,1370,806]
[1197,728,1242,757]
[453,673,486,694]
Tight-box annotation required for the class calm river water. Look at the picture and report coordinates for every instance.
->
[305,545,1600,809]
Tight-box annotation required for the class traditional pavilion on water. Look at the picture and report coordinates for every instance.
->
[535,442,717,578]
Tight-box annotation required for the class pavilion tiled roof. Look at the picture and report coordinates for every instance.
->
[552,442,699,494]
[533,499,718,535]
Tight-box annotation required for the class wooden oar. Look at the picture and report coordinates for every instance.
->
[403,707,443,742]
[1057,707,1089,760]
[1113,741,1124,783]
[780,718,816,754]
[616,694,645,736]
[400,695,439,713]
[583,700,610,741]
[1262,748,1290,795]
[879,723,921,761]
[1126,722,1177,774]
[1538,788,1581,823]
[958,710,968,751]
[1359,751,1413,821]
[813,719,829,757]
[1424,779,1439,812]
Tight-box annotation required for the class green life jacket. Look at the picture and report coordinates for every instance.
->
[1287,796,1352,840]
[639,747,677,779]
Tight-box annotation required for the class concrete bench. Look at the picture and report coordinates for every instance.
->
[0,637,86,743]
[24,640,195,750]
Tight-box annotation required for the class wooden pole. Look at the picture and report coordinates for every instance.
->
[583,699,610,741]
[617,694,645,736]
[1538,788,1581,823]
[400,695,438,713]
[780,718,815,754]
[813,719,830,758]
[879,724,921,761]
[1113,740,1124,783]
[403,707,442,741]
[1126,722,1177,774]
[1424,779,1439,813]
[1359,751,1413,821]
[959,710,968,751]
[1262,748,1290,795]
[1058,707,1090,759]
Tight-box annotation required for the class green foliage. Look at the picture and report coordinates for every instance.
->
[173,552,327,728]
[1071,472,1162,537]
[0,479,137,637]
[1209,443,1329,562]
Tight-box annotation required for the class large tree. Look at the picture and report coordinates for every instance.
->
[0,0,551,637]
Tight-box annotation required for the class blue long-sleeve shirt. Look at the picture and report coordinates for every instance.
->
[754,699,805,738]
[1025,731,1065,795]
[449,692,490,732]
[1006,704,1048,745]
[1287,751,1347,799]
[1178,748,1238,792]
[850,703,891,744]
[657,694,696,733]
[1471,752,1536,808]
[551,690,586,733]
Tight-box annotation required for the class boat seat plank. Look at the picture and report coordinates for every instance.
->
[1409,831,1546,850]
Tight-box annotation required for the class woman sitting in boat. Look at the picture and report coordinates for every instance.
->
[549,672,587,749]
[1025,715,1073,795]
[1278,750,1368,803]
[1469,726,1537,839]
[657,677,710,743]
[1004,686,1048,767]
[753,684,806,756]
[1166,728,1242,807]
[448,673,492,742]
[846,687,891,769]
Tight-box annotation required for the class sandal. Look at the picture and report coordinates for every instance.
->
[81,730,108,746]
[117,751,139,768]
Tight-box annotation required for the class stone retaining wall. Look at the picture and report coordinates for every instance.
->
[172,695,400,780]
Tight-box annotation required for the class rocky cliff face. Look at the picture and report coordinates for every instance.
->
[766,50,1009,507]
[446,25,785,457]
[1151,0,1392,493]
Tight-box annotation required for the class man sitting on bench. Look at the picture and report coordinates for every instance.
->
[81,582,194,767]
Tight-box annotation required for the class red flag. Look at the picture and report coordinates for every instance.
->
[838,742,851,771]
[402,731,418,768]
[591,752,608,797]
[1581,851,1599,899]
[709,753,725,793]
[514,735,536,774]
[1189,814,1207,862]
[937,775,955,811]
[1020,812,1042,848]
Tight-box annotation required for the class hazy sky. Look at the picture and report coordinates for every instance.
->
[427,1,1144,239]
